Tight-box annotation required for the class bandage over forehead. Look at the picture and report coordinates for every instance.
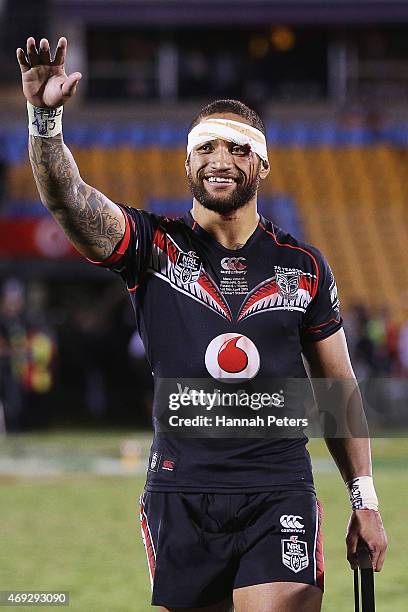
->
[187,118,269,164]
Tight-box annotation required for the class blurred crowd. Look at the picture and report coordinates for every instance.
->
[0,277,153,432]
[343,305,408,379]
[0,276,407,432]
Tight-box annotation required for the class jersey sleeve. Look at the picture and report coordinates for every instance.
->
[87,204,158,290]
[300,249,343,343]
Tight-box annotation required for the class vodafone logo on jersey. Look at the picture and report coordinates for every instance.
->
[205,333,260,382]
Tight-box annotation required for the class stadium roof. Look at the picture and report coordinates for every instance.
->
[55,0,408,25]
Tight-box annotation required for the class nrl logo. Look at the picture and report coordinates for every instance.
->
[275,266,300,301]
[281,535,309,573]
[149,451,161,472]
[174,250,202,285]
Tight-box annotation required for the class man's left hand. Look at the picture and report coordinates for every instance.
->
[346,509,387,571]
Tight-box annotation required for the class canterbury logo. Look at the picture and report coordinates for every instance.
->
[221,257,246,271]
[280,515,304,529]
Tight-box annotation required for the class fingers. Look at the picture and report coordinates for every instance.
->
[365,542,378,570]
[16,48,30,73]
[375,543,387,572]
[346,533,359,570]
[19,37,54,69]
[369,534,387,572]
[26,37,39,67]
[61,72,82,98]
[38,38,52,64]
[354,536,387,572]
[347,553,358,570]
[346,511,387,574]
[53,37,67,66]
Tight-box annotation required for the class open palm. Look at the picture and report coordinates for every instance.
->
[17,37,82,108]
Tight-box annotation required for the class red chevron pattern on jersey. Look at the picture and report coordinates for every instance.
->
[237,272,316,322]
[149,227,232,321]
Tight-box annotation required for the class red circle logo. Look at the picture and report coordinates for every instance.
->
[205,333,260,382]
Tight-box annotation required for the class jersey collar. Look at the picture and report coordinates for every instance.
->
[182,210,265,254]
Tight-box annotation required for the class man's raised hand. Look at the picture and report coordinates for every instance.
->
[16,37,82,109]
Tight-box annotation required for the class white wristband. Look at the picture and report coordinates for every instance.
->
[27,101,63,138]
[347,476,379,511]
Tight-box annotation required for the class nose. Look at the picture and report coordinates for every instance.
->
[209,141,234,169]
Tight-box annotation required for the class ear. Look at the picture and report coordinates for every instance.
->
[259,159,270,180]
[185,158,190,176]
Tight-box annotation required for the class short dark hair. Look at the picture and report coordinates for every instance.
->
[188,99,266,136]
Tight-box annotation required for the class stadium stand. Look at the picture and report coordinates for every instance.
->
[1,122,408,318]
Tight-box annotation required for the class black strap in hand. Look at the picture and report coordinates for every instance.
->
[354,543,375,612]
[354,568,360,612]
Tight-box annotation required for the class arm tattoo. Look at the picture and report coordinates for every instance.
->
[28,134,124,259]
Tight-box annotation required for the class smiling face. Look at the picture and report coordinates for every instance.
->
[186,112,269,215]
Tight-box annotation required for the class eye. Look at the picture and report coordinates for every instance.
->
[231,144,250,155]
[197,143,213,153]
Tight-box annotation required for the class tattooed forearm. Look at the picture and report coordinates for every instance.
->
[29,134,80,207]
[28,135,125,260]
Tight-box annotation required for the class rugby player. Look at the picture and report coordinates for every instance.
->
[17,37,387,612]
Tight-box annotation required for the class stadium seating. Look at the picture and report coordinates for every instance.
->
[1,122,407,317]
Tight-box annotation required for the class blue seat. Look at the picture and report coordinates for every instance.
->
[259,195,303,239]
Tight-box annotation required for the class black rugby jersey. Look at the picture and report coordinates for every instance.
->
[91,206,342,493]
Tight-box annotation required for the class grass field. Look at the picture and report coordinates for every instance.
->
[0,433,407,611]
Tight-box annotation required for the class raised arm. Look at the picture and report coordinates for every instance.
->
[17,37,125,261]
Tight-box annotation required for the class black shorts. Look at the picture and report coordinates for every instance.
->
[139,490,324,608]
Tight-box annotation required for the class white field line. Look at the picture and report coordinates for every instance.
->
[0,455,336,479]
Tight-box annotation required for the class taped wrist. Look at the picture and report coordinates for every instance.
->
[347,476,379,511]
[27,101,63,137]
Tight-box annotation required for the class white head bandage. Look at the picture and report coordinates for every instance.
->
[187,118,269,165]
